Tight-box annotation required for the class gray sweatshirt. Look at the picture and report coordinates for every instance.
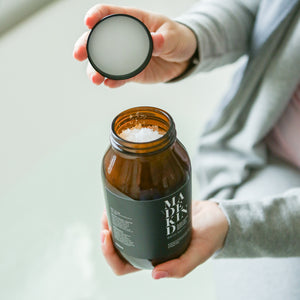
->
[176,0,300,258]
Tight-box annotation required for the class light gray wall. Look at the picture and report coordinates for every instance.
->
[0,0,60,35]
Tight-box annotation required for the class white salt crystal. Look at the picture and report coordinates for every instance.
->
[120,126,163,142]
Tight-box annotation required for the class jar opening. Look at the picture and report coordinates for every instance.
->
[110,106,176,154]
[119,123,164,143]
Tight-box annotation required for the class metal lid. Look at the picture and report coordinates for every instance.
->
[87,14,153,80]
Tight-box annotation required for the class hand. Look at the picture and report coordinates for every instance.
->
[101,209,140,275]
[100,200,229,278]
[73,4,197,88]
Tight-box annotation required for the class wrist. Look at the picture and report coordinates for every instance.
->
[211,202,229,251]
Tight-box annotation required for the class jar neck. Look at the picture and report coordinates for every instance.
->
[110,106,176,155]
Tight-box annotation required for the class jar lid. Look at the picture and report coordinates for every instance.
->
[86,14,153,80]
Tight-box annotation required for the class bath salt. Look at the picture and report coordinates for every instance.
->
[120,126,163,142]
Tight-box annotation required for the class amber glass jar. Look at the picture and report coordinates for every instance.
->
[102,106,191,269]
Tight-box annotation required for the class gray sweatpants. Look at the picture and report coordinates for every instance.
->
[213,155,300,300]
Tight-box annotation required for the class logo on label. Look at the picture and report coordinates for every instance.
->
[164,192,188,236]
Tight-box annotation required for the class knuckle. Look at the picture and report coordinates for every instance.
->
[113,269,126,276]
[86,4,107,20]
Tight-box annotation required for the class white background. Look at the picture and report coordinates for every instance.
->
[0,0,238,299]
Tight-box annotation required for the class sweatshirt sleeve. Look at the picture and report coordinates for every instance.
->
[175,0,260,72]
[212,188,300,258]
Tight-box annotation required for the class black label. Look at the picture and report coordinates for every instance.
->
[104,179,191,260]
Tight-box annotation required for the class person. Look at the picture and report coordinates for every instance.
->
[73,1,300,299]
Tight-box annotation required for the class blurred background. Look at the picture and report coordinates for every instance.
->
[0,0,239,299]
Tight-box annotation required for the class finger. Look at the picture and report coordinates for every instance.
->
[101,210,109,230]
[152,248,200,279]
[152,232,206,279]
[84,4,145,29]
[151,32,165,57]
[86,62,104,85]
[73,32,89,61]
[101,229,140,275]
[104,78,128,88]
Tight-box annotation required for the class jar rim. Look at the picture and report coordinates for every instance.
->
[110,106,176,155]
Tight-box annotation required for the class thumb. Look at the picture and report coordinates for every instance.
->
[152,240,208,279]
[151,32,165,57]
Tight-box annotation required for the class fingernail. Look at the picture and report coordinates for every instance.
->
[91,74,100,85]
[91,74,97,84]
[101,231,106,245]
[84,14,90,23]
[84,15,93,27]
[153,271,169,280]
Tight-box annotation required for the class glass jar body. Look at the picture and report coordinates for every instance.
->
[102,107,192,269]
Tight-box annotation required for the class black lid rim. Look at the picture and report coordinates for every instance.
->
[86,14,153,80]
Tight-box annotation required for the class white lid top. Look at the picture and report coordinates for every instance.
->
[87,14,153,80]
